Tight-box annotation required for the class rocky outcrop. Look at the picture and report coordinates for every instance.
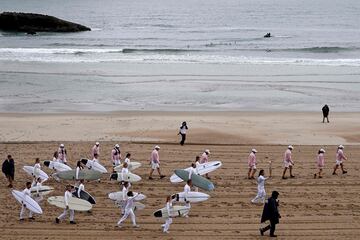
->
[0,12,91,33]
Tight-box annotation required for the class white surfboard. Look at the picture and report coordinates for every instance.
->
[43,160,71,172]
[47,196,92,211]
[170,161,222,183]
[108,191,146,201]
[23,166,49,181]
[12,190,43,214]
[110,172,142,182]
[153,205,189,218]
[114,162,142,172]
[114,201,145,211]
[30,185,54,196]
[80,158,107,173]
[171,191,209,203]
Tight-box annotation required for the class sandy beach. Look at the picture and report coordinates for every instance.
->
[1,111,360,239]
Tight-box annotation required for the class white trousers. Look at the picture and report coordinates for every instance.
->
[20,205,32,219]
[58,209,74,221]
[163,217,172,232]
[252,188,266,203]
[118,209,136,226]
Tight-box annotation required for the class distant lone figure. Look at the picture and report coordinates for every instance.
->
[264,33,271,38]
[2,155,15,188]
[322,104,330,123]
[178,121,188,146]
[260,191,281,237]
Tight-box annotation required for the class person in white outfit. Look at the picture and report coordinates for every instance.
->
[200,149,211,179]
[118,181,131,215]
[251,169,267,204]
[162,196,175,233]
[117,191,140,228]
[124,153,131,164]
[91,142,100,159]
[19,182,33,221]
[29,178,43,219]
[111,144,122,168]
[56,185,76,224]
[188,162,199,192]
[77,179,85,198]
[183,179,192,217]
[75,161,83,184]
[33,158,41,179]
[58,144,67,165]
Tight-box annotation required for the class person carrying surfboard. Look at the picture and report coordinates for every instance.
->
[58,144,68,165]
[248,149,258,179]
[183,179,192,217]
[200,149,211,179]
[75,160,84,184]
[332,145,348,175]
[2,154,15,188]
[162,196,175,233]
[118,181,131,215]
[251,169,267,204]
[314,149,325,178]
[93,153,99,163]
[33,158,41,181]
[124,153,131,164]
[19,182,33,221]
[91,142,100,159]
[149,145,165,180]
[282,145,295,179]
[111,144,122,169]
[56,185,76,224]
[117,191,140,228]
[30,177,43,219]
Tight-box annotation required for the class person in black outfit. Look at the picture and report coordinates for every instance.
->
[260,191,281,237]
[2,155,15,188]
[178,121,188,146]
[322,104,330,123]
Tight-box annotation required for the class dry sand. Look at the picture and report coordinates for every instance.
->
[0,112,360,239]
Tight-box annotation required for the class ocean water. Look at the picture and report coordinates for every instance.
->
[1,0,360,112]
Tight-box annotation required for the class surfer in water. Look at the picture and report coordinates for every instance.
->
[19,182,33,221]
[314,149,325,178]
[264,32,271,38]
[332,145,347,175]
[117,191,140,228]
[282,145,295,179]
[248,149,258,179]
[149,145,165,180]
[56,185,76,224]
[251,169,267,204]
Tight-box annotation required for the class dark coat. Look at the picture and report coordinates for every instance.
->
[2,158,15,177]
[261,197,280,224]
[322,105,329,117]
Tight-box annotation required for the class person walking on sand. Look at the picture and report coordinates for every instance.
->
[322,104,330,123]
[93,153,99,163]
[248,149,258,179]
[178,121,188,146]
[111,144,122,168]
[52,151,59,162]
[200,149,211,179]
[75,160,84,184]
[118,181,131,215]
[183,179,192,217]
[282,145,295,179]
[56,185,76,224]
[117,191,140,228]
[33,158,41,180]
[251,169,267,204]
[124,153,131,164]
[2,155,15,188]
[162,196,175,233]
[333,145,347,175]
[19,182,33,221]
[314,149,325,178]
[91,142,100,159]
[149,146,165,180]
[259,191,281,237]
[30,177,43,220]
[58,144,68,165]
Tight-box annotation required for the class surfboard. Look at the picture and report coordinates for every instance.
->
[153,205,189,218]
[30,185,54,196]
[23,166,49,181]
[43,160,72,172]
[114,162,142,172]
[110,172,141,182]
[174,169,215,191]
[47,196,92,211]
[54,169,102,181]
[12,190,43,214]
[170,161,222,183]
[80,158,107,173]
[171,191,210,203]
[108,191,146,201]
[72,186,96,204]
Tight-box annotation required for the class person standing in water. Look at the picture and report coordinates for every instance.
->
[282,145,295,179]
[251,169,267,204]
[332,145,347,175]
[178,121,188,146]
[314,149,325,178]
[247,149,258,179]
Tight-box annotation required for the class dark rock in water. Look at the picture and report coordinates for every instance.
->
[0,12,91,33]
[264,33,271,38]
